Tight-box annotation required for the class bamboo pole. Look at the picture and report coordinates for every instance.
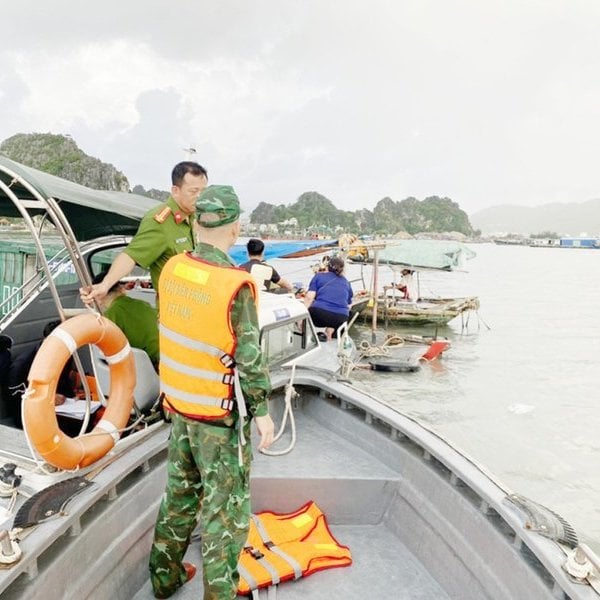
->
[371,248,379,343]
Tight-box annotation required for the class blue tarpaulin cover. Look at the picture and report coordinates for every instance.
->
[229,239,334,265]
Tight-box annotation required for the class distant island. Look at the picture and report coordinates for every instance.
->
[471,200,600,236]
[0,132,476,238]
[0,132,130,192]
[249,192,475,238]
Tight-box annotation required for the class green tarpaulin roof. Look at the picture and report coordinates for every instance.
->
[377,239,476,271]
[0,155,160,240]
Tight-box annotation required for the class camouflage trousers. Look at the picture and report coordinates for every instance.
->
[149,413,251,599]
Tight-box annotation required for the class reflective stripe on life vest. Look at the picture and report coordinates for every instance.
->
[250,514,303,579]
[159,323,234,368]
[160,353,234,384]
[237,501,352,596]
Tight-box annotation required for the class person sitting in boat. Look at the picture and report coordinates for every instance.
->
[7,320,79,427]
[304,256,353,341]
[92,272,160,369]
[385,268,417,300]
[240,238,293,293]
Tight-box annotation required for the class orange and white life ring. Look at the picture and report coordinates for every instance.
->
[23,314,136,470]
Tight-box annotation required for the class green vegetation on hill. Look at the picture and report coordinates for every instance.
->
[252,192,356,230]
[0,133,130,192]
[251,192,475,236]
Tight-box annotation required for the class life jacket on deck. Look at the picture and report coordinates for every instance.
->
[158,253,257,421]
[237,501,352,597]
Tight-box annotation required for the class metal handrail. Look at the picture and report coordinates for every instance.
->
[0,166,97,434]
[0,245,76,327]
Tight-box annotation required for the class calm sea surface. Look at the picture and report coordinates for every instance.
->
[272,242,600,553]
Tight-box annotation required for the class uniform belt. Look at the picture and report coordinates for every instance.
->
[164,400,236,428]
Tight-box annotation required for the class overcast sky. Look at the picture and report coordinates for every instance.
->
[1,0,599,216]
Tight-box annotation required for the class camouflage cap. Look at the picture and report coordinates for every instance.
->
[195,184,242,228]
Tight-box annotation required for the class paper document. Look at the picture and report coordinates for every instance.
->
[55,397,101,419]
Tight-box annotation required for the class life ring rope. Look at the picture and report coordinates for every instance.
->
[23,313,136,470]
[21,386,66,475]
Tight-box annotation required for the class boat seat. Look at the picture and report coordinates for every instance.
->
[248,262,272,291]
[90,345,160,414]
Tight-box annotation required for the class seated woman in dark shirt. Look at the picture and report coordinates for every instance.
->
[304,256,353,341]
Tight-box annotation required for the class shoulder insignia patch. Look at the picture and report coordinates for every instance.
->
[154,206,172,224]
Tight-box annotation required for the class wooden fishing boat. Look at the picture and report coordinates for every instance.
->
[362,295,481,326]
[345,239,481,326]
[0,156,598,600]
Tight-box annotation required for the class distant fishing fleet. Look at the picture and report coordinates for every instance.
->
[494,236,600,248]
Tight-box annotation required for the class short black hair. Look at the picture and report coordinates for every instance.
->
[171,161,208,187]
[247,238,265,256]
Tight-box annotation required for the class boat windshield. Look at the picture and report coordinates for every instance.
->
[260,316,318,367]
[87,246,151,288]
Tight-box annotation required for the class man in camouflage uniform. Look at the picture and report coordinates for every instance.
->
[149,185,275,599]
[80,161,208,309]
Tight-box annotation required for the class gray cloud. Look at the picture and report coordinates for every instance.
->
[2,0,600,214]
[82,88,196,189]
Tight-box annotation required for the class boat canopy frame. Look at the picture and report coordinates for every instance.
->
[0,156,158,241]
[0,158,155,433]
[0,162,90,322]
[0,156,160,324]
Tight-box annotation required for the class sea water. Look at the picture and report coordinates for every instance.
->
[272,242,600,552]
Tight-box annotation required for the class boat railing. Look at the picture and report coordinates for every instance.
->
[0,166,91,312]
[0,163,98,431]
[0,244,77,329]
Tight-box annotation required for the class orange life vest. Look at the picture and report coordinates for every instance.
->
[158,252,257,420]
[237,501,352,596]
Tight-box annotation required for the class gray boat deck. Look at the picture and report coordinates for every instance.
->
[132,406,450,600]
[1,389,590,599]
[133,523,449,600]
